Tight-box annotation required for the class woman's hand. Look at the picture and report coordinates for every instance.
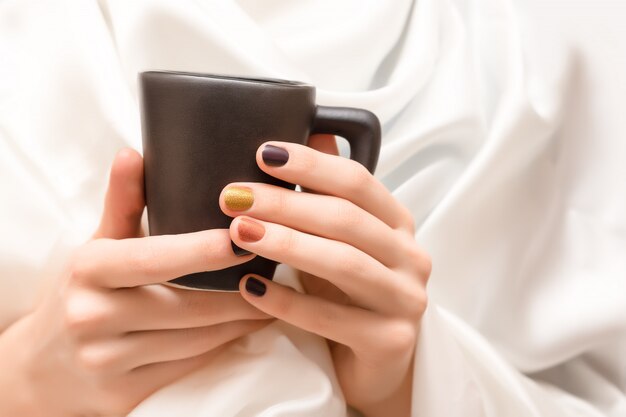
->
[0,149,274,417]
[220,136,431,417]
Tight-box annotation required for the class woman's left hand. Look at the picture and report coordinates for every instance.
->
[220,136,431,417]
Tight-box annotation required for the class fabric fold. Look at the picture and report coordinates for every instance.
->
[0,0,624,415]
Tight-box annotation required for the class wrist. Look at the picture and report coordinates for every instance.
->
[0,315,42,416]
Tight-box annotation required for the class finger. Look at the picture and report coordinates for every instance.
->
[256,141,413,232]
[74,229,255,288]
[80,319,274,374]
[122,344,230,407]
[126,319,274,369]
[94,148,145,240]
[230,216,419,315]
[105,285,272,333]
[239,274,415,359]
[299,271,351,306]
[220,182,411,267]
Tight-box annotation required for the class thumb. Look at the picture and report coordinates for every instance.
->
[93,148,145,240]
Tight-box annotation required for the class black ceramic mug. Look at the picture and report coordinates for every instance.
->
[139,70,381,291]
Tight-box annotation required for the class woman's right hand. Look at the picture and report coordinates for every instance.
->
[0,149,274,417]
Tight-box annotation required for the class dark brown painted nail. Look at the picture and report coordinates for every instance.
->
[245,277,266,296]
[262,145,289,167]
[238,218,265,242]
[231,240,252,256]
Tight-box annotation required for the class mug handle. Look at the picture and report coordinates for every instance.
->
[310,106,381,174]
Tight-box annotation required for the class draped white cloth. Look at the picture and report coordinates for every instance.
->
[1,0,625,416]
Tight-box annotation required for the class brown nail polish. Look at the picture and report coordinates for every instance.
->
[224,186,254,211]
[262,145,289,167]
[238,218,265,242]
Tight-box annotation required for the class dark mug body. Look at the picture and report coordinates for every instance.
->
[139,71,380,291]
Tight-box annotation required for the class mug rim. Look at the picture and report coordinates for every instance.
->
[141,70,313,88]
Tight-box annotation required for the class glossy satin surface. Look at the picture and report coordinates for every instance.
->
[1,1,625,416]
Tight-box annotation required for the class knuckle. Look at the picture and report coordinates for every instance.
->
[272,289,296,317]
[418,250,433,279]
[311,303,339,334]
[128,243,161,276]
[199,233,228,266]
[403,240,433,278]
[333,200,365,230]
[276,228,299,254]
[268,188,290,217]
[419,290,429,314]
[382,320,417,355]
[63,291,112,335]
[402,284,428,319]
[346,162,372,194]
[335,246,366,277]
[63,307,87,335]
[76,343,118,374]
[67,247,96,284]
[401,207,416,232]
[402,239,422,265]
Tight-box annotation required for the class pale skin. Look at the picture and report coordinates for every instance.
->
[224,135,431,417]
[0,135,430,417]
[0,149,274,416]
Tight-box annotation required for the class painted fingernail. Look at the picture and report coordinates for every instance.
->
[224,186,254,211]
[231,240,252,256]
[262,145,289,167]
[245,277,266,296]
[238,218,265,242]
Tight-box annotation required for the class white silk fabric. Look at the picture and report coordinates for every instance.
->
[0,0,625,416]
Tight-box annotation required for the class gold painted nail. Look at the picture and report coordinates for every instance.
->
[224,186,254,211]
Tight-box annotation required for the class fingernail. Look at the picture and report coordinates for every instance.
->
[245,277,266,296]
[238,218,265,242]
[231,240,252,256]
[262,145,289,167]
[224,186,254,211]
